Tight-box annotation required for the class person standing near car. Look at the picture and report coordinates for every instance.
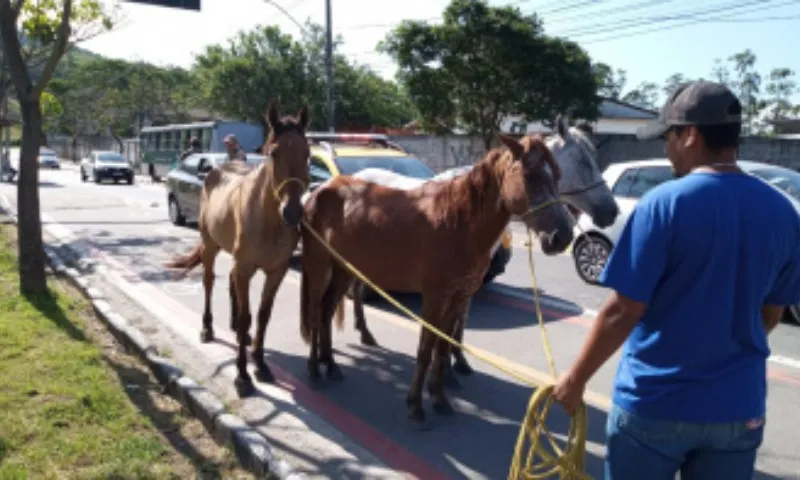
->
[223,134,247,163]
[179,137,202,162]
[553,81,800,479]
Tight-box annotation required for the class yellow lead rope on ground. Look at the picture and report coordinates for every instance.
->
[297,210,590,480]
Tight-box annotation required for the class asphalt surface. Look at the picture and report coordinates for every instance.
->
[3,167,800,479]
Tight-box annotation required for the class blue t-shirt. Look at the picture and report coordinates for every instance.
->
[600,171,800,423]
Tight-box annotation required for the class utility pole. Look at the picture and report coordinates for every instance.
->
[324,0,335,132]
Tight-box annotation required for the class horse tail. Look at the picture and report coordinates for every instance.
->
[164,243,203,277]
[300,258,312,345]
[334,299,345,332]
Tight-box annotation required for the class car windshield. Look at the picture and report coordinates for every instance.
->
[749,167,800,203]
[40,149,56,157]
[335,155,435,179]
[97,153,126,163]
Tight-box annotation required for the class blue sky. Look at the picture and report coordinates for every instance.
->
[80,0,800,105]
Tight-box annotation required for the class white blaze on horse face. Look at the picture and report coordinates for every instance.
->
[546,126,617,226]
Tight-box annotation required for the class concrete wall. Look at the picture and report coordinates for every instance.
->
[391,133,800,173]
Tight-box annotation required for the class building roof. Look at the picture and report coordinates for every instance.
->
[597,97,658,119]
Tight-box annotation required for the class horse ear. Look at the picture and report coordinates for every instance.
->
[265,101,280,129]
[498,133,524,160]
[556,115,569,138]
[297,105,310,130]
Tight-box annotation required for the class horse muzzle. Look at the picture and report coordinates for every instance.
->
[281,199,304,227]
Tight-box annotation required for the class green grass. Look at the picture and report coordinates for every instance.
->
[0,226,199,479]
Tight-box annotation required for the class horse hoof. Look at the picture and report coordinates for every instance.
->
[254,368,275,384]
[326,365,344,381]
[360,333,379,347]
[234,376,255,397]
[452,360,474,376]
[407,409,431,431]
[432,399,454,416]
[200,329,214,343]
[444,372,462,390]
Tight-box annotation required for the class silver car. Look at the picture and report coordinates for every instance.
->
[80,151,135,184]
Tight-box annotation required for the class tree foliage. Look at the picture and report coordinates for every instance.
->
[193,21,416,132]
[0,0,115,295]
[380,0,600,149]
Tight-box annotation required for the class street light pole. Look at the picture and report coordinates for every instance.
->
[324,0,334,132]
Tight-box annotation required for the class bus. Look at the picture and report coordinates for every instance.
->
[139,121,264,180]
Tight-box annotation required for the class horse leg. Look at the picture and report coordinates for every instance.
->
[251,262,290,384]
[228,271,252,345]
[304,260,330,384]
[450,296,475,377]
[232,262,257,397]
[407,294,445,427]
[352,280,378,347]
[200,244,220,343]
[428,297,467,414]
[319,265,352,381]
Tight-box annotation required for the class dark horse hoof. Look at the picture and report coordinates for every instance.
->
[444,369,463,390]
[234,376,256,397]
[254,367,275,384]
[407,409,431,431]
[432,399,455,416]
[360,332,379,347]
[452,359,474,376]
[200,329,214,343]
[326,364,345,381]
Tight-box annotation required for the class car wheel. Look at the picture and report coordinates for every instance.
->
[93,172,101,184]
[573,235,612,285]
[168,196,186,226]
[785,305,800,325]
[126,175,134,185]
[80,168,86,182]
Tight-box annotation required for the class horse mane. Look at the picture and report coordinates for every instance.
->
[567,126,597,156]
[430,145,510,227]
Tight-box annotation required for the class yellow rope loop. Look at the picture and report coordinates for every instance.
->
[298,195,590,480]
[272,177,308,203]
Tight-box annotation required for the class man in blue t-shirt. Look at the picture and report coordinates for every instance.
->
[553,81,800,479]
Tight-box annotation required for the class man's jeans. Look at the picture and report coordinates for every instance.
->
[605,404,764,480]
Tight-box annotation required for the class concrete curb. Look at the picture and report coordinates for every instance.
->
[0,200,306,480]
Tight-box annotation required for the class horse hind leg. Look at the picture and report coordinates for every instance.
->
[232,262,258,397]
[450,296,475,379]
[319,265,352,381]
[200,244,221,343]
[228,271,251,345]
[352,280,378,347]
[251,262,291,384]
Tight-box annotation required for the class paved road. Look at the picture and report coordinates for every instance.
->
[3,169,800,479]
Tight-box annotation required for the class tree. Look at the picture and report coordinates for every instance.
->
[662,73,689,99]
[380,0,600,150]
[593,62,626,99]
[709,58,732,87]
[728,49,765,135]
[621,81,660,110]
[764,67,796,121]
[0,0,114,295]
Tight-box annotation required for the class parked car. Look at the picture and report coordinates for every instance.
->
[303,132,513,286]
[571,158,800,324]
[38,147,60,169]
[80,151,135,184]
[165,152,267,226]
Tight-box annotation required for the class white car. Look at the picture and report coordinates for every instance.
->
[38,147,60,169]
[80,150,135,185]
[571,158,800,323]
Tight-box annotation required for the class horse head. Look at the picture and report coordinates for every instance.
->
[546,115,619,228]
[497,133,573,255]
[262,100,311,227]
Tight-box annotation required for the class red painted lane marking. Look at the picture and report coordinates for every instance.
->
[482,290,800,389]
[479,290,594,328]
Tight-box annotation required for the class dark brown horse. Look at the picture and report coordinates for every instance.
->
[165,101,310,397]
[299,133,573,425]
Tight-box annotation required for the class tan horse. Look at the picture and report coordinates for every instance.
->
[300,134,573,425]
[165,101,310,397]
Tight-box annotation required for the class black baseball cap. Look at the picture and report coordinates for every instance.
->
[636,81,742,140]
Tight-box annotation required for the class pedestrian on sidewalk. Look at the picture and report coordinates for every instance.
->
[223,134,247,163]
[552,81,800,479]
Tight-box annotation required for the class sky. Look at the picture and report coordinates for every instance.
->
[79,0,800,105]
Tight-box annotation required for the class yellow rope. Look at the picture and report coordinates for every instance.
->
[291,190,590,480]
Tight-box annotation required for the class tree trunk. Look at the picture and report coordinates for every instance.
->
[17,95,47,296]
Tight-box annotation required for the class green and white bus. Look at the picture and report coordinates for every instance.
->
[139,120,265,180]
